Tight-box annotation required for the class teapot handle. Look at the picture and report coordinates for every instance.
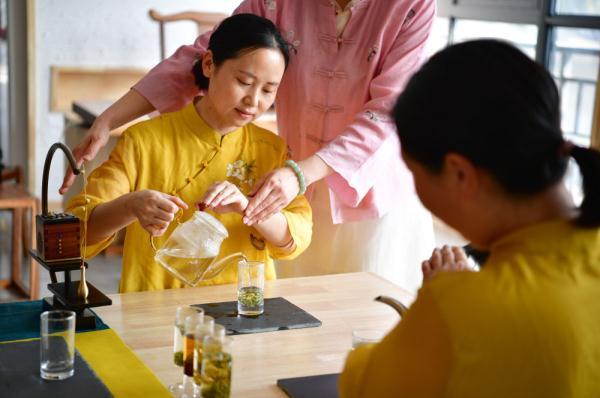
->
[201,252,248,281]
[149,208,185,252]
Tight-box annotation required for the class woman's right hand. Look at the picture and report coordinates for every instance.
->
[59,119,111,194]
[127,190,188,237]
[60,90,156,194]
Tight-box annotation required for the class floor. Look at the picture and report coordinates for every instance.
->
[0,215,465,303]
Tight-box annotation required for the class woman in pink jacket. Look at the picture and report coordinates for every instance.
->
[62,0,436,292]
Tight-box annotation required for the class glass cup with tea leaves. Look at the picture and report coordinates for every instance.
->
[194,324,225,391]
[200,334,233,398]
[173,312,205,398]
[237,260,264,316]
[170,306,204,395]
[174,307,204,366]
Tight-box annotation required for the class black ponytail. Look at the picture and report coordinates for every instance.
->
[570,145,600,227]
[192,13,290,90]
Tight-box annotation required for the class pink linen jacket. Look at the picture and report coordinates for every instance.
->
[134,0,435,224]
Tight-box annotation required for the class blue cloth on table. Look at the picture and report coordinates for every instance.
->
[0,300,109,342]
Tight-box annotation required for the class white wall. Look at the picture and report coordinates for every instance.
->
[34,0,242,205]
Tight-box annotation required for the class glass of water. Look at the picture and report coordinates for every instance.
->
[237,260,264,316]
[40,310,76,380]
[351,329,385,349]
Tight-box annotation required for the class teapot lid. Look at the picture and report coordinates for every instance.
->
[194,211,228,238]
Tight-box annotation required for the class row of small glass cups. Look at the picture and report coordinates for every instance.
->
[169,260,264,397]
[171,306,233,398]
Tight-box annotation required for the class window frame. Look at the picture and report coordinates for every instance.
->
[436,0,600,149]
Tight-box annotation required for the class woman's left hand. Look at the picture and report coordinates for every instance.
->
[244,167,299,225]
[199,181,249,215]
[421,245,473,282]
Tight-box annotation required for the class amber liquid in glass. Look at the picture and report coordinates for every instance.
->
[183,334,195,376]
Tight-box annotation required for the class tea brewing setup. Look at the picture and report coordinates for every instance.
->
[30,142,111,329]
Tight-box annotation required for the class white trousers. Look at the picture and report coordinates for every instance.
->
[276,181,435,294]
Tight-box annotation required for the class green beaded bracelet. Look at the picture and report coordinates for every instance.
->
[285,159,307,195]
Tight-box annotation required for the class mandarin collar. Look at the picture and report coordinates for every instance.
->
[181,98,243,146]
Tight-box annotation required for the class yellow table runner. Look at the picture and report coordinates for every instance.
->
[76,329,171,397]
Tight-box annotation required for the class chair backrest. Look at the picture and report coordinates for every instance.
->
[148,9,227,60]
[1,165,22,185]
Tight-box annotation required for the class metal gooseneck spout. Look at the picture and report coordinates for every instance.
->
[41,143,80,215]
[374,295,409,317]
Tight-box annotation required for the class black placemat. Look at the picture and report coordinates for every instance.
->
[193,297,321,335]
[277,373,340,398]
[0,300,109,342]
[0,339,113,398]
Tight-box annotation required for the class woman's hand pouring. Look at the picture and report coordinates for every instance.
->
[127,190,188,237]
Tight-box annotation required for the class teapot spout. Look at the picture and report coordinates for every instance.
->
[374,295,408,317]
[202,252,247,281]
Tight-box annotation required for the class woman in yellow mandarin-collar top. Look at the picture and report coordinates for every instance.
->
[340,40,600,397]
[67,15,312,293]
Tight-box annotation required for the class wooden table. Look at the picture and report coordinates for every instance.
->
[94,272,413,397]
[0,184,39,299]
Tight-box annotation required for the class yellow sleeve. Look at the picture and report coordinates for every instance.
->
[265,146,313,260]
[267,194,313,260]
[339,287,452,398]
[66,131,139,258]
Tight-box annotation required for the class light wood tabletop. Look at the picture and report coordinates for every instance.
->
[94,272,413,397]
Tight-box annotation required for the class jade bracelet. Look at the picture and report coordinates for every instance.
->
[285,159,307,195]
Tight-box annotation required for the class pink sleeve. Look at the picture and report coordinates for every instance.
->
[133,0,270,113]
[317,0,435,207]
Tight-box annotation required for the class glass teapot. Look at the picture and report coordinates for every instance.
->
[154,211,245,286]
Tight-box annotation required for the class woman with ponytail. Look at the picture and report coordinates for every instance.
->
[340,40,600,397]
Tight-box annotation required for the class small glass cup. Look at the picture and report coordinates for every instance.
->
[174,313,205,398]
[40,310,76,380]
[174,306,204,367]
[193,323,225,389]
[351,329,385,349]
[200,334,233,398]
[170,306,204,395]
[237,260,264,316]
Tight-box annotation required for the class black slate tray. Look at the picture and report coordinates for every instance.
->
[277,373,340,398]
[0,339,112,398]
[193,297,321,335]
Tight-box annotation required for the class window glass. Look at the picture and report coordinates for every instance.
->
[550,27,600,205]
[453,19,538,58]
[550,27,600,143]
[424,17,450,57]
[554,0,600,16]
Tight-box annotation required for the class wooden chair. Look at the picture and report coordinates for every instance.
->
[1,166,27,254]
[148,9,227,60]
[0,166,40,300]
